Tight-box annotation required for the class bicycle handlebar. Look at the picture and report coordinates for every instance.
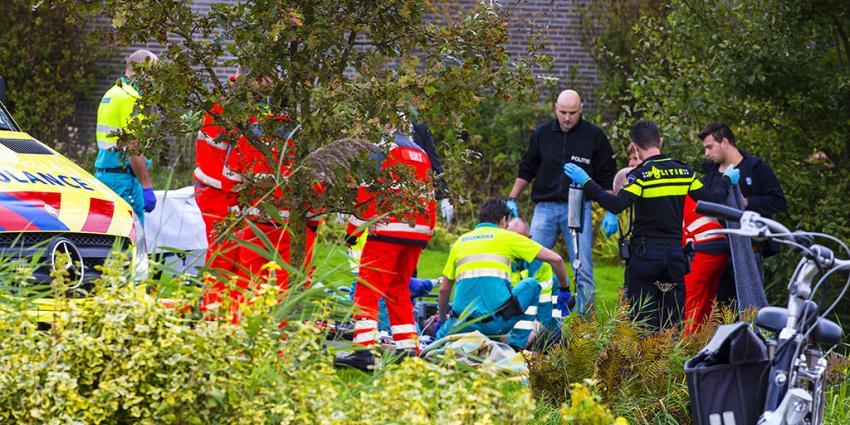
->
[696,200,793,238]
[694,201,744,222]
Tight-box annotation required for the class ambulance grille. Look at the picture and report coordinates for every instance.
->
[0,138,54,155]
[0,233,128,249]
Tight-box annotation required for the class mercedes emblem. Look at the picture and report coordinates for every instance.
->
[49,238,85,289]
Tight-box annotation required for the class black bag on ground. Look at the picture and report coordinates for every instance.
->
[685,322,769,425]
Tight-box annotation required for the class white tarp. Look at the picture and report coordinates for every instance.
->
[421,331,528,376]
[143,186,207,274]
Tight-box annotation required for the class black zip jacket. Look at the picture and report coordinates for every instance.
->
[519,118,616,203]
[700,149,786,218]
[412,122,448,200]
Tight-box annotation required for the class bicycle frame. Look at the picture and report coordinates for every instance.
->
[693,201,849,425]
[761,257,823,424]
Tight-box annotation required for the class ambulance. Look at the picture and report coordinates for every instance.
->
[0,94,147,319]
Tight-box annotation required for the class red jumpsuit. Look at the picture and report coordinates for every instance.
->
[194,102,242,312]
[682,195,729,335]
[225,114,322,293]
[346,137,436,352]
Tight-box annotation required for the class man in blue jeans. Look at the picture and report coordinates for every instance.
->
[507,90,617,315]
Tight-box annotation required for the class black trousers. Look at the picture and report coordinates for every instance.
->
[625,240,687,330]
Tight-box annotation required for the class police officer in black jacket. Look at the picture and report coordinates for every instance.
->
[565,120,736,330]
[507,89,617,316]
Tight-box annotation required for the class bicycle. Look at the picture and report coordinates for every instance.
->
[688,201,849,425]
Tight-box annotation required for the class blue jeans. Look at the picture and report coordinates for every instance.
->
[530,201,595,315]
[96,171,144,225]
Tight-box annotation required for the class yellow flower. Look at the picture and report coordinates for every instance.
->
[260,261,283,272]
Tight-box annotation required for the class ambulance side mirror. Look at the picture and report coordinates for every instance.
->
[0,76,7,107]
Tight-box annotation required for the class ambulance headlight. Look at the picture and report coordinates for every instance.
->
[131,215,149,281]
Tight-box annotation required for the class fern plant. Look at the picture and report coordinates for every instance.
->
[528,302,740,424]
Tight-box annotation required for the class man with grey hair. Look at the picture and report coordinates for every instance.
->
[94,49,158,224]
[507,89,617,316]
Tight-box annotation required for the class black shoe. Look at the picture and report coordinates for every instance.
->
[391,348,418,363]
[333,349,375,371]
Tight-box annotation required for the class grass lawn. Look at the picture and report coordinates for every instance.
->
[311,236,625,323]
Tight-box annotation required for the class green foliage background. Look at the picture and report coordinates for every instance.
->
[576,0,850,324]
[0,1,108,148]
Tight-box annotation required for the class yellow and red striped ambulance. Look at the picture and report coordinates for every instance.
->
[0,99,146,320]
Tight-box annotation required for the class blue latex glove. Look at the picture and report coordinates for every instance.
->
[601,211,619,237]
[505,198,519,218]
[723,165,740,185]
[142,188,157,213]
[408,278,434,297]
[556,288,575,316]
[563,163,591,187]
[433,320,442,337]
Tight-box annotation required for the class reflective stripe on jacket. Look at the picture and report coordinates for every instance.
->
[346,137,436,246]
[194,103,233,190]
[442,223,542,317]
[682,194,727,252]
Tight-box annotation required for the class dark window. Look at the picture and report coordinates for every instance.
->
[0,100,16,131]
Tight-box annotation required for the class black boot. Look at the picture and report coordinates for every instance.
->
[391,348,418,363]
[333,349,375,371]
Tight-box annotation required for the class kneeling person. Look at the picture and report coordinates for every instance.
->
[436,199,569,339]
[505,217,564,349]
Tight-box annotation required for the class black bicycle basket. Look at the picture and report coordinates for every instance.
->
[685,322,769,425]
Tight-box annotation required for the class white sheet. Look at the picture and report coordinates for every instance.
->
[143,186,208,253]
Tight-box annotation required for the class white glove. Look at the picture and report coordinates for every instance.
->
[440,198,454,224]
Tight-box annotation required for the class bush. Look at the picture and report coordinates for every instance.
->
[0,248,534,424]
[438,96,553,227]
[347,355,533,424]
[528,305,731,424]
[560,381,628,425]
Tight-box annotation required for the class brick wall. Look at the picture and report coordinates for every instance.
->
[71,0,598,156]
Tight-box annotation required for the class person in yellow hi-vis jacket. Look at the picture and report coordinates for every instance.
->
[94,49,158,224]
[505,217,564,349]
[436,199,569,339]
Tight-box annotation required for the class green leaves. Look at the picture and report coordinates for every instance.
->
[0,243,534,424]
[61,0,544,263]
[0,2,110,156]
[582,0,850,326]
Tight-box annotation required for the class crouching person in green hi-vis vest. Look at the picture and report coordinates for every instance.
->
[94,49,158,224]
[435,199,570,340]
[505,217,565,350]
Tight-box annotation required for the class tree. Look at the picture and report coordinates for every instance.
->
[59,0,542,270]
[0,1,109,152]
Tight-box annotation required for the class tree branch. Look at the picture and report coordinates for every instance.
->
[338,28,359,79]
[832,15,850,73]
